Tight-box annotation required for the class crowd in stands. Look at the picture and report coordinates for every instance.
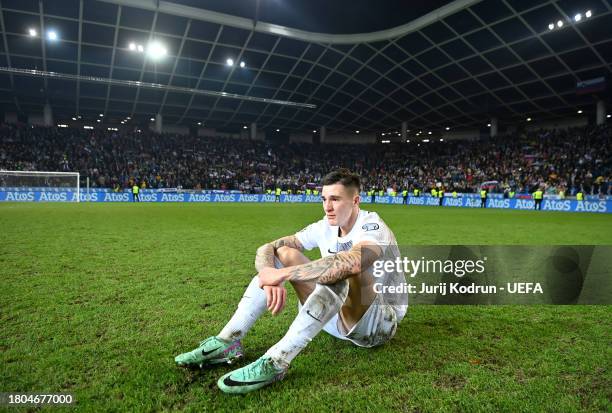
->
[1,122,610,196]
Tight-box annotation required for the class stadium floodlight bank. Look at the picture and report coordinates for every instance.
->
[0,171,80,202]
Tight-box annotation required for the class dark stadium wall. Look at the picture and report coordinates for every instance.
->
[289,133,313,144]
[524,117,588,131]
[196,127,218,138]
[240,130,266,140]
[210,131,243,139]
[322,133,376,144]
[266,130,290,143]
[0,111,597,140]
[195,128,265,140]
[441,129,480,141]
[150,124,189,135]
[4,112,18,124]
[27,114,47,126]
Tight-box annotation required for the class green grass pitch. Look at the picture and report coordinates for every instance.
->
[1,202,611,412]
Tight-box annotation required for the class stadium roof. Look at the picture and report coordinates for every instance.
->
[0,0,611,134]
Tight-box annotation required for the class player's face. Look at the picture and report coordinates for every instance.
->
[321,183,358,227]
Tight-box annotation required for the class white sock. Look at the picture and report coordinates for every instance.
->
[265,280,349,369]
[218,275,267,342]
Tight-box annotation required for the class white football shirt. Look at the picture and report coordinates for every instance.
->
[295,209,408,320]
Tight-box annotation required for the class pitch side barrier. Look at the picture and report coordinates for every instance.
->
[0,189,610,213]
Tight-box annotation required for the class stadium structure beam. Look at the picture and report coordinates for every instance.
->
[259,42,344,130]
[596,100,606,126]
[159,20,192,122]
[129,10,160,119]
[548,1,612,75]
[497,1,587,117]
[176,25,225,124]
[0,67,317,109]
[38,1,49,97]
[208,29,255,128]
[224,36,285,129]
[97,0,483,44]
[154,113,162,133]
[490,117,498,137]
[75,0,84,117]
[102,4,123,118]
[0,2,20,112]
[43,103,53,127]
[336,0,572,134]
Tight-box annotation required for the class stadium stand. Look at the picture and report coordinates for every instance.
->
[1,122,609,195]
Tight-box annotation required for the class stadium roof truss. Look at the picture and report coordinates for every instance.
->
[0,0,610,134]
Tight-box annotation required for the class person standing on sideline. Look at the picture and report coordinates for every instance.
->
[533,187,544,210]
[275,186,281,202]
[132,182,140,202]
[480,188,487,208]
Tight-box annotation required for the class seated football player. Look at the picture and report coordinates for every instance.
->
[174,168,408,394]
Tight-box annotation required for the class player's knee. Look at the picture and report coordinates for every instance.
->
[318,279,349,302]
[304,281,348,313]
[275,246,301,266]
[247,274,260,287]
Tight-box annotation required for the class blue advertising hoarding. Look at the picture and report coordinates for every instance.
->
[0,189,610,213]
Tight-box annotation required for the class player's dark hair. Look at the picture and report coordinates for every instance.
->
[321,168,361,193]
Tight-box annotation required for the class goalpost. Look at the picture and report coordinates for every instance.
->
[0,170,80,202]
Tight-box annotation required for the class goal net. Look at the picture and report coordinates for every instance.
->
[0,170,80,202]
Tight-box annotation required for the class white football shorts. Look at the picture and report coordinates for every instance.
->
[299,293,399,348]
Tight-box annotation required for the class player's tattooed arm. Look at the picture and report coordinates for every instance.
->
[281,242,381,284]
[255,235,305,272]
[271,235,305,251]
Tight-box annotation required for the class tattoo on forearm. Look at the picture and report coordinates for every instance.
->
[255,236,304,272]
[286,249,362,284]
[285,244,381,284]
[271,236,304,251]
[255,243,275,272]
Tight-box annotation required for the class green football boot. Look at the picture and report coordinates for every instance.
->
[174,336,244,368]
[217,355,287,394]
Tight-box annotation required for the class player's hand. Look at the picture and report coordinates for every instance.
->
[258,267,283,287]
[263,285,286,315]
